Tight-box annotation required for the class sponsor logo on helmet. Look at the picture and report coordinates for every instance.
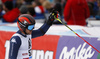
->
[19,21,26,27]
[24,20,28,24]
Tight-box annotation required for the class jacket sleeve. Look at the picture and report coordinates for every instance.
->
[63,0,72,22]
[9,36,21,59]
[31,23,50,38]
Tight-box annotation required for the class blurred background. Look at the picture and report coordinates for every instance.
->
[1,0,100,59]
[0,0,100,26]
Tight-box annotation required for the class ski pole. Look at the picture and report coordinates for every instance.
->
[53,14,100,53]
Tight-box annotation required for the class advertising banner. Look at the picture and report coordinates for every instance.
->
[31,35,60,59]
[56,36,100,59]
[0,31,15,59]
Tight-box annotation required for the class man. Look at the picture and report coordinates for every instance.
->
[9,10,58,59]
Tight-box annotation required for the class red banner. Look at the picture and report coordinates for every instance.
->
[32,35,60,59]
[0,31,15,59]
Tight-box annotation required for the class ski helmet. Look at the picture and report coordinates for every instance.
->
[17,14,35,33]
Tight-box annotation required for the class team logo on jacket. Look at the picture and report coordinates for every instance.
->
[11,38,17,43]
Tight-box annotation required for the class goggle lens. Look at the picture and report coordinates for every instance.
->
[28,25,34,30]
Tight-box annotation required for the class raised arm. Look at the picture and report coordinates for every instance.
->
[31,9,58,38]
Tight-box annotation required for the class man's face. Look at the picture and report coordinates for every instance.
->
[25,24,35,35]
[25,29,33,35]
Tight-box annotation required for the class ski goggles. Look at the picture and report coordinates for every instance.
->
[27,25,35,30]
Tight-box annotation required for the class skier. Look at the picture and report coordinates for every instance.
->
[8,10,58,59]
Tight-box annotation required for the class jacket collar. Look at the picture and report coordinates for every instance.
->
[17,30,27,37]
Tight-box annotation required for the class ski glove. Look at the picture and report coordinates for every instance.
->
[47,9,59,25]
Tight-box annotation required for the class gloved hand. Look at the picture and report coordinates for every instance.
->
[47,9,59,25]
